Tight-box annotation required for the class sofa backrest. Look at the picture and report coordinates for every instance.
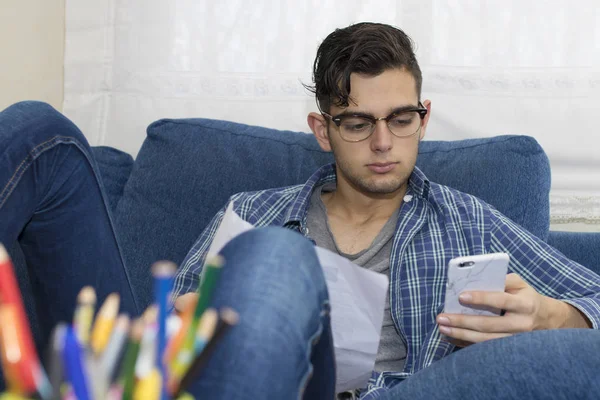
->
[98,118,551,309]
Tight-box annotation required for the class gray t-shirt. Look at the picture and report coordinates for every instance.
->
[305,183,407,373]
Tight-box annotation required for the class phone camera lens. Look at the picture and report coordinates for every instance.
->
[459,261,475,268]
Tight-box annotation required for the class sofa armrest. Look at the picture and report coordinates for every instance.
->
[547,231,600,276]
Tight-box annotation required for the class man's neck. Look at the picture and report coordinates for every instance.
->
[321,180,407,226]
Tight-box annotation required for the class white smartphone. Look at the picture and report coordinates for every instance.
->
[443,253,509,316]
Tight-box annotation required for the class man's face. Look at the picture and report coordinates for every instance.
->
[322,68,431,197]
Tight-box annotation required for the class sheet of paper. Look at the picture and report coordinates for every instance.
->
[207,202,389,393]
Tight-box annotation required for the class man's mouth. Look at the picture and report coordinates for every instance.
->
[367,162,397,174]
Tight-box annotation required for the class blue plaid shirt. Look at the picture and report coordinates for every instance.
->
[172,164,600,399]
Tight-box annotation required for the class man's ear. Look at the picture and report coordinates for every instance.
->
[419,100,432,141]
[307,112,332,152]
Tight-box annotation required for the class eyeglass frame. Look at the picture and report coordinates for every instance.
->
[320,102,428,143]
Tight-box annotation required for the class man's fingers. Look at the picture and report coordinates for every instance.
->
[460,290,532,314]
[442,336,472,348]
[505,273,527,290]
[437,313,526,333]
[438,325,511,344]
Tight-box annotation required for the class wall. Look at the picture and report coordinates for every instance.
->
[0,0,65,111]
[0,0,596,233]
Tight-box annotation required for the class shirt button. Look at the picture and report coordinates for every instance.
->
[403,194,413,202]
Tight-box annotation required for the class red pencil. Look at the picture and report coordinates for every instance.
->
[0,244,47,396]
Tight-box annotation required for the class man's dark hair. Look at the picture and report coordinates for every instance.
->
[305,22,422,112]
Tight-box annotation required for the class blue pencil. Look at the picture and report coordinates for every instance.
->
[62,327,90,400]
[152,261,177,400]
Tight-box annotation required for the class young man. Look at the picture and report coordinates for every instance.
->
[1,22,599,400]
[171,23,600,399]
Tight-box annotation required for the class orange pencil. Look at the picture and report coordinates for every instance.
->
[164,294,198,364]
[0,244,43,396]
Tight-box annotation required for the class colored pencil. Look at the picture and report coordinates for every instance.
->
[134,307,158,380]
[152,261,177,400]
[180,256,224,370]
[98,314,130,397]
[0,245,46,397]
[167,308,218,394]
[133,368,161,400]
[164,295,198,365]
[90,293,120,355]
[192,256,224,325]
[0,304,26,395]
[114,318,144,400]
[72,287,96,347]
[174,308,239,396]
[62,327,90,400]
[46,323,67,400]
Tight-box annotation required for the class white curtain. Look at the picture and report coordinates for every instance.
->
[64,0,600,224]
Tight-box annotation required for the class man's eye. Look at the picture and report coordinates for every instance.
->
[346,123,370,131]
[390,117,412,126]
[342,119,372,132]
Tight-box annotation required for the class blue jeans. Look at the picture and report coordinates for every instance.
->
[0,102,140,351]
[2,102,599,399]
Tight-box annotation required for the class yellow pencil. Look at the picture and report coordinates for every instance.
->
[0,392,35,400]
[90,293,120,355]
[73,286,96,346]
[133,367,161,400]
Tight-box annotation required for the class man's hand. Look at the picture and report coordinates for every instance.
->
[174,292,199,313]
[436,273,592,347]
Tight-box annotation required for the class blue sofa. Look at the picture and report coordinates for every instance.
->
[8,106,600,348]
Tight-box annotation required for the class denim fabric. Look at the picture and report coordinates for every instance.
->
[547,231,600,275]
[0,101,140,352]
[377,329,600,400]
[187,227,335,400]
[117,118,551,309]
[91,146,135,213]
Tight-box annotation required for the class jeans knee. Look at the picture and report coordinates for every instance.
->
[1,101,90,151]
[223,225,316,266]
[219,226,327,298]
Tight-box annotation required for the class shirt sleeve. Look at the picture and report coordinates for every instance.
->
[171,201,229,300]
[489,208,600,329]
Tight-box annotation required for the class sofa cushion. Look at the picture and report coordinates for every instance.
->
[91,146,135,213]
[115,118,550,309]
[416,135,550,240]
[547,231,600,274]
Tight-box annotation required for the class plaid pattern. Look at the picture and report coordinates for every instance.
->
[172,164,600,399]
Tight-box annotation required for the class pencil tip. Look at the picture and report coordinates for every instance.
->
[151,260,177,277]
[206,255,225,268]
[99,293,120,315]
[77,286,97,304]
[142,305,158,323]
[0,244,8,263]
[130,318,145,340]
[115,314,130,330]
[220,308,239,325]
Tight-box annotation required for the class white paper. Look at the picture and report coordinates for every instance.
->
[208,202,389,393]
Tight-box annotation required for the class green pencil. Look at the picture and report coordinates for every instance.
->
[179,256,224,369]
[193,255,224,322]
[116,318,144,400]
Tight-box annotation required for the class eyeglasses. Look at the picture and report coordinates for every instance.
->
[321,103,428,143]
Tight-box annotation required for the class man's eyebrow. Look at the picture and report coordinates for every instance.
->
[333,104,421,118]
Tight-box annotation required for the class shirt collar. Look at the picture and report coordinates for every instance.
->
[282,163,431,226]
